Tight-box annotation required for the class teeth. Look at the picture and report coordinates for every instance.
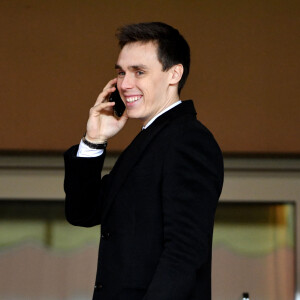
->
[126,96,140,103]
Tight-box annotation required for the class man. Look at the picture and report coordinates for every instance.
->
[64,22,223,300]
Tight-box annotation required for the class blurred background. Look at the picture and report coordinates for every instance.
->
[0,0,299,299]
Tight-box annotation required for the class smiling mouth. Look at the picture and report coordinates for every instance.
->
[126,96,142,103]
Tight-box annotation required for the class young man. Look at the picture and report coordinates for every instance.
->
[64,22,223,300]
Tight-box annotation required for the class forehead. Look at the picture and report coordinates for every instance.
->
[116,41,161,68]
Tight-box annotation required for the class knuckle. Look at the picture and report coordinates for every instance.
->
[89,106,96,114]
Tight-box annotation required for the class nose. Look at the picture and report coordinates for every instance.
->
[119,74,134,90]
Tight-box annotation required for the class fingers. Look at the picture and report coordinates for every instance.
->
[94,78,117,106]
[103,78,117,90]
[89,101,115,117]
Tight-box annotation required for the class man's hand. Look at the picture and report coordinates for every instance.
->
[85,78,128,143]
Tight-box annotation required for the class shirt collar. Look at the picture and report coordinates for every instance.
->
[142,100,182,130]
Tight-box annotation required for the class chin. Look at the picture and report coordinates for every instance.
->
[126,108,144,120]
[126,112,140,120]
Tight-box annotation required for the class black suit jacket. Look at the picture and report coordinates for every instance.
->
[64,100,224,300]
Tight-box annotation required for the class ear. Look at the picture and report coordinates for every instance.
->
[169,64,184,85]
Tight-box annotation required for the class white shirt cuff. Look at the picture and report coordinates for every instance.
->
[77,140,104,157]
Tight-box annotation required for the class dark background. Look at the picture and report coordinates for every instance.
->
[1,0,299,153]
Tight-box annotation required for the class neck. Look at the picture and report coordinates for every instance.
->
[142,99,182,129]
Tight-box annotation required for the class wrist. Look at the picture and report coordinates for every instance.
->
[82,133,107,149]
[85,133,107,144]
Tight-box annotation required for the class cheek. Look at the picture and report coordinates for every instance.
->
[142,89,156,108]
[145,79,162,94]
[139,76,167,104]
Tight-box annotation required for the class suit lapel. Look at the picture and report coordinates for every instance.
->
[101,100,196,222]
[101,121,166,222]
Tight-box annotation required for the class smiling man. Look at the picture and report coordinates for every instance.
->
[115,42,181,124]
[64,22,224,300]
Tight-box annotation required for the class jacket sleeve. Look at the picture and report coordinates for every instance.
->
[143,127,224,300]
[64,144,108,227]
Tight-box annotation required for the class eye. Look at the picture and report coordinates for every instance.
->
[117,71,125,77]
[136,70,144,76]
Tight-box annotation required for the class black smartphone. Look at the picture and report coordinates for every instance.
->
[109,86,125,117]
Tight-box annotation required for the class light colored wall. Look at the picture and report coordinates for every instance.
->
[1,0,299,153]
[0,153,299,299]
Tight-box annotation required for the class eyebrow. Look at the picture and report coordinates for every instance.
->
[115,64,148,70]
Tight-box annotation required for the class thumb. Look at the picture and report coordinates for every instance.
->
[117,111,129,128]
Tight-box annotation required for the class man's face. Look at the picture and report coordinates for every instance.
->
[115,42,176,126]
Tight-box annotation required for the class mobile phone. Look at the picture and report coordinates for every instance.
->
[109,86,125,117]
